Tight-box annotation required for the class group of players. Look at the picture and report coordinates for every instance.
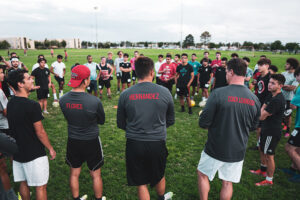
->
[0,50,300,200]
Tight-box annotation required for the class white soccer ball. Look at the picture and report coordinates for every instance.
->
[199,101,206,107]
[52,101,59,108]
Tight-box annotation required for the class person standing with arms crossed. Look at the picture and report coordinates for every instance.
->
[117,56,175,200]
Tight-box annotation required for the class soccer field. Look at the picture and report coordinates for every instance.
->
[1,48,300,200]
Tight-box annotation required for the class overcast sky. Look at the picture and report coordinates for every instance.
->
[1,0,299,44]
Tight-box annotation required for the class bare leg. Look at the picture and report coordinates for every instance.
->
[90,168,103,199]
[285,144,300,170]
[38,100,43,110]
[36,184,47,200]
[197,170,210,200]
[179,96,184,106]
[186,97,191,107]
[265,155,275,177]
[43,99,47,111]
[0,158,11,190]
[70,167,81,199]
[220,180,233,200]
[137,185,150,200]
[155,177,166,196]
[19,181,30,200]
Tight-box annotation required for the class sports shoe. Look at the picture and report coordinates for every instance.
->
[164,192,174,200]
[284,109,293,117]
[195,92,198,96]
[255,179,273,186]
[282,125,287,131]
[285,133,290,138]
[102,196,107,200]
[288,174,300,182]
[188,109,193,115]
[199,100,206,107]
[180,106,185,112]
[43,110,49,114]
[174,94,177,99]
[250,169,267,177]
[80,194,88,200]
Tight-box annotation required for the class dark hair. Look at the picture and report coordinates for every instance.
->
[257,58,271,66]
[221,57,228,62]
[57,55,63,59]
[227,58,247,76]
[181,53,188,57]
[7,69,27,91]
[204,51,209,55]
[38,58,46,64]
[216,52,221,55]
[202,58,209,63]
[243,57,250,63]
[38,54,44,59]
[158,54,164,58]
[0,65,6,74]
[175,54,180,58]
[140,54,144,56]
[87,55,92,59]
[10,52,16,57]
[123,53,129,58]
[294,67,300,77]
[269,65,278,73]
[100,56,106,60]
[166,54,172,59]
[231,53,239,58]
[192,53,197,56]
[134,51,139,54]
[117,51,123,55]
[135,57,154,80]
[270,74,286,85]
[286,58,299,69]
[260,55,266,58]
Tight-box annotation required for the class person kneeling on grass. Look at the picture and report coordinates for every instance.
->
[31,58,51,114]
[250,74,286,186]
[117,56,175,200]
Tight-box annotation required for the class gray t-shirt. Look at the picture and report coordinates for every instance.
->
[117,82,175,141]
[60,92,105,140]
[114,57,124,73]
[199,84,261,162]
[282,71,299,101]
[0,89,8,129]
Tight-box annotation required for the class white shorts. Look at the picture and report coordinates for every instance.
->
[13,156,49,186]
[197,151,244,183]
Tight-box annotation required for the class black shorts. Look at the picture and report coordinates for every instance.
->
[66,137,104,171]
[288,128,300,147]
[99,79,111,89]
[200,81,209,89]
[176,86,190,97]
[284,100,292,117]
[126,139,168,187]
[259,130,281,155]
[121,73,131,84]
[156,77,161,85]
[161,80,173,92]
[116,72,122,80]
[132,70,136,81]
[87,80,97,92]
[55,76,65,84]
[191,77,198,87]
[36,88,49,100]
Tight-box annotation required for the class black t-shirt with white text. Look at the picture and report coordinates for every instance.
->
[7,96,46,163]
[199,66,212,83]
[214,67,227,88]
[200,58,212,65]
[257,73,271,105]
[120,62,131,78]
[176,63,194,87]
[31,67,50,89]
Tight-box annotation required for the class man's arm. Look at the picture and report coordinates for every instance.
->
[199,92,217,129]
[166,93,175,127]
[117,94,127,130]
[33,121,56,160]
[96,101,105,125]
[63,68,66,77]
[108,64,114,77]
[187,71,194,88]
[250,102,261,131]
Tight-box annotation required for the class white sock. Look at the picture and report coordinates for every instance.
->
[53,93,57,100]
[266,176,273,181]
[60,90,63,95]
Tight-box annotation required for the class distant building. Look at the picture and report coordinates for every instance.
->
[0,37,35,49]
[57,38,81,49]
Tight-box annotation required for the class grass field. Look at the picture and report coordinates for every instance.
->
[1,48,300,200]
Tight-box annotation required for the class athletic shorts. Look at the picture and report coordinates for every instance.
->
[200,81,210,89]
[197,151,244,183]
[191,77,198,87]
[116,72,122,80]
[156,77,161,85]
[36,88,49,100]
[121,73,131,84]
[132,70,136,81]
[284,100,292,117]
[54,76,64,84]
[99,79,111,89]
[176,86,190,97]
[66,137,104,171]
[87,80,97,92]
[13,156,49,186]
[288,128,300,147]
[126,139,168,187]
[160,80,173,92]
[259,129,281,155]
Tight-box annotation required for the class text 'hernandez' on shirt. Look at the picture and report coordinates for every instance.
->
[59,92,105,140]
[7,96,46,163]
[117,82,175,141]
[176,63,194,87]
[199,85,261,162]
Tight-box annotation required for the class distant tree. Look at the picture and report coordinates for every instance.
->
[231,42,241,47]
[183,34,195,48]
[120,41,125,47]
[145,41,149,48]
[44,39,50,48]
[87,41,93,47]
[285,42,299,53]
[81,41,88,48]
[271,40,283,51]
[0,40,11,49]
[61,40,67,48]
[200,31,211,45]
[158,42,163,48]
[208,42,216,48]
[242,41,254,47]
[125,41,132,47]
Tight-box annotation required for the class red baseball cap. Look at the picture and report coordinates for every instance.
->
[68,65,90,88]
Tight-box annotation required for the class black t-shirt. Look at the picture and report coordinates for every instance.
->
[7,96,46,162]
[106,59,114,66]
[257,73,271,105]
[120,62,131,78]
[214,67,227,88]
[262,93,285,133]
[31,67,50,89]
[200,58,212,65]
[199,66,212,83]
[176,63,194,87]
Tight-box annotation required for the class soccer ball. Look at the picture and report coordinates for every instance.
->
[52,101,59,108]
[199,100,206,107]
[190,100,196,107]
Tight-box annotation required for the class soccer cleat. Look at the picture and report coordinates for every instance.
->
[43,110,49,114]
[282,125,287,131]
[164,192,174,200]
[180,107,185,112]
[18,192,22,200]
[250,169,267,177]
[284,133,290,138]
[255,179,273,186]
[102,196,107,200]
[80,194,88,200]
[195,92,198,96]
[188,110,193,115]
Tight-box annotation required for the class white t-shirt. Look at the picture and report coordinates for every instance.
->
[155,61,163,77]
[51,61,66,78]
[0,89,8,129]
[32,63,49,72]
[84,62,100,81]
[114,57,124,73]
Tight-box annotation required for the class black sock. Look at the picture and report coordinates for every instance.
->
[73,197,80,200]
[189,107,192,111]
[118,87,120,91]
[260,164,267,172]
[287,127,290,133]
[157,195,164,200]
[181,105,185,110]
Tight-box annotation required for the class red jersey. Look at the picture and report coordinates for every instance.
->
[172,61,181,71]
[159,63,176,82]
[211,59,222,73]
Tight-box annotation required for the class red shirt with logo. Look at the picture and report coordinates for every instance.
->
[159,63,176,82]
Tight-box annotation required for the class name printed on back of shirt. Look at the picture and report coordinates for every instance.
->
[228,96,255,106]
[129,93,160,100]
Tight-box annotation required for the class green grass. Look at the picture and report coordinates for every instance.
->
[1,49,300,200]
